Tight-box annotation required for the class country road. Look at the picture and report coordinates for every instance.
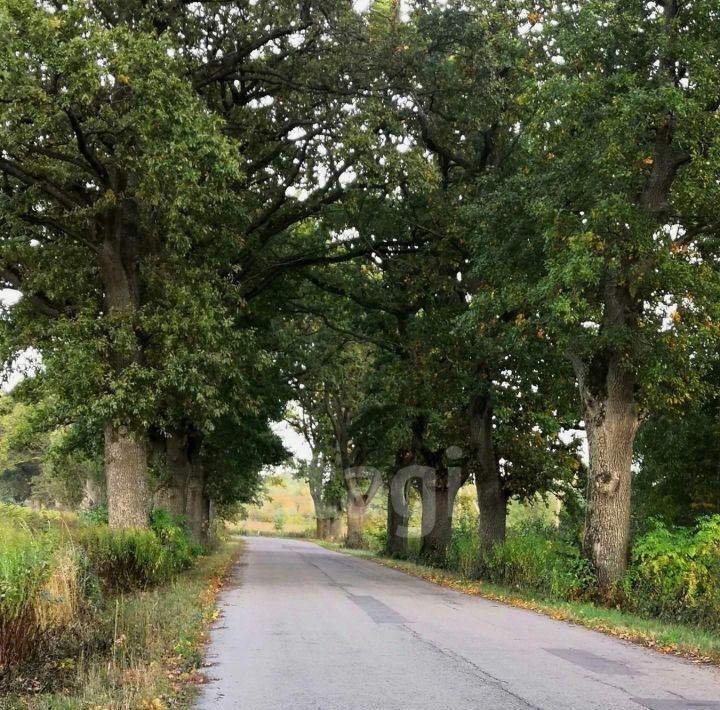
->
[195,537,720,710]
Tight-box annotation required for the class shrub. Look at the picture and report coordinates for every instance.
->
[77,504,108,527]
[77,511,201,593]
[625,516,720,630]
[150,507,203,569]
[272,507,286,534]
[0,521,56,668]
[483,523,593,601]
[363,525,387,552]
[447,509,480,577]
[77,526,174,592]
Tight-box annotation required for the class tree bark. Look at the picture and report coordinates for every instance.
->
[470,394,508,560]
[419,466,464,562]
[186,439,211,546]
[315,503,342,540]
[346,497,365,548]
[154,432,191,518]
[342,468,382,549]
[385,474,410,557]
[576,358,639,593]
[105,423,150,528]
[99,205,150,528]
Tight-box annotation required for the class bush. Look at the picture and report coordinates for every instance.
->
[483,523,593,601]
[77,503,108,527]
[77,526,174,592]
[447,509,480,577]
[77,511,201,593]
[363,525,387,552]
[150,507,203,569]
[272,507,285,533]
[625,516,720,630]
[0,520,56,668]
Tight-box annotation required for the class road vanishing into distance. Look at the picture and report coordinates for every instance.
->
[196,537,720,710]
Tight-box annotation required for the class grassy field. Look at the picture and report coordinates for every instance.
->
[235,472,317,537]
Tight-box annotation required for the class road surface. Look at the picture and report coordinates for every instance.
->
[195,537,720,710]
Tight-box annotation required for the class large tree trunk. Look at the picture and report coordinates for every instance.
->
[326,515,342,541]
[419,466,465,563]
[419,473,450,562]
[385,474,410,558]
[342,467,382,549]
[307,451,338,541]
[470,394,508,560]
[154,432,190,518]
[577,360,639,593]
[99,209,150,528]
[315,501,342,541]
[105,424,150,528]
[186,455,210,547]
[346,497,365,548]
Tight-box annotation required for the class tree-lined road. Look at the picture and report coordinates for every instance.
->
[196,538,720,710]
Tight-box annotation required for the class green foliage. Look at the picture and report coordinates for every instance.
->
[76,526,170,592]
[634,396,720,529]
[625,517,720,630]
[482,523,594,602]
[447,508,480,578]
[150,507,203,567]
[77,512,200,593]
[78,504,108,527]
[272,507,286,534]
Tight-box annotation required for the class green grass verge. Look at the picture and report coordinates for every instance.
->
[316,541,720,666]
[4,539,241,710]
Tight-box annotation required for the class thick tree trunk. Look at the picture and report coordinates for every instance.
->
[307,452,344,541]
[186,448,211,547]
[419,466,464,563]
[316,517,339,540]
[99,212,150,529]
[346,496,365,548]
[342,468,382,549]
[580,368,639,593]
[419,474,451,562]
[315,504,342,541]
[105,424,150,528]
[154,432,190,518]
[470,394,508,561]
[573,348,640,597]
[385,475,410,558]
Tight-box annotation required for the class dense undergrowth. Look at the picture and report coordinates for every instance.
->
[360,511,720,634]
[0,503,228,708]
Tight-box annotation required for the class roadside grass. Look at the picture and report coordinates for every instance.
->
[3,539,241,710]
[316,541,720,666]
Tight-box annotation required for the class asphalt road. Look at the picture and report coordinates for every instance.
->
[195,537,720,710]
